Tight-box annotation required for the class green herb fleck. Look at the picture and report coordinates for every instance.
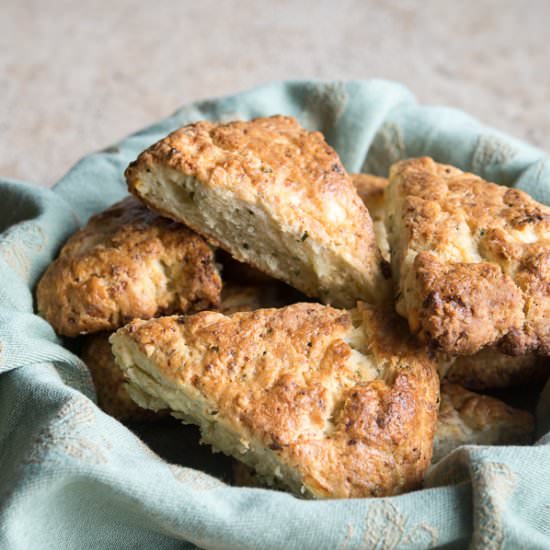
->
[300,231,309,242]
[479,228,486,236]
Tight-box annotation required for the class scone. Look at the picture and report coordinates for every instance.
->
[81,332,167,422]
[351,173,390,260]
[81,282,291,422]
[442,348,548,390]
[37,196,222,336]
[110,302,439,499]
[351,171,545,388]
[432,383,534,462]
[386,157,550,355]
[233,382,534,485]
[125,115,390,308]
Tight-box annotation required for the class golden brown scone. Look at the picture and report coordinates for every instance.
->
[235,379,535,482]
[442,348,548,390]
[386,157,550,355]
[352,173,388,204]
[235,381,535,484]
[37,196,222,336]
[351,173,389,261]
[80,284,287,423]
[125,116,390,308]
[351,171,545,388]
[81,332,167,422]
[233,382,534,485]
[432,383,534,462]
[110,302,439,499]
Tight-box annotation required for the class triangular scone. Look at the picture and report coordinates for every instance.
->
[433,383,534,462]
[386,157,550,355]
[79,283,295,423]
[110,302,439,499]
[37,196,221,336]
[125,116,389,308]
[351,172,544,387]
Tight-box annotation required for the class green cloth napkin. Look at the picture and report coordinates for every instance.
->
[1,80,549,550]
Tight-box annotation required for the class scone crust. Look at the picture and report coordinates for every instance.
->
[433,383,534,462]
[232,381,535,475]
[352,173,388,212]
[125,116,388,308]
[444,348,547,390]
[81,333,164,422]
[110,302,439,499]
[387,157,550,355]
[352,170,543,388]
[37,196,221,336]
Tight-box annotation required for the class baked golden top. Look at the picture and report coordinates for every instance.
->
[433,383,534,462]
[352,173,388,212]
[37,196,221,336]
[234,381,534,482]
[80,283,293,423]
[110,302,439,499]
[386,157,550,355]
[125,115,389,308]
[351,170,543,388]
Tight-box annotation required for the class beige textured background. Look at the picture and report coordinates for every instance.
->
[1,0,549,187]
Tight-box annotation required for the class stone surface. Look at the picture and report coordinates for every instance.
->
[1,0,548,187]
